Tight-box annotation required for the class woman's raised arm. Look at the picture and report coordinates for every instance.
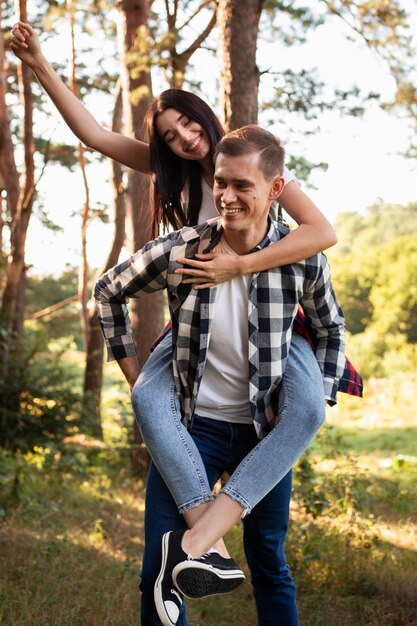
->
[9,22,151,172]
[239,180,337,270]
[175,181,337,288]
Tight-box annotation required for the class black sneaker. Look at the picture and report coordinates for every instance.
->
[172,550,245,599]
[154,529,187,626]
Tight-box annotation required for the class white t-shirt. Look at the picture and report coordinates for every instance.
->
[195,238,253,424]
[179,166,297,225]
[186,167,298,423]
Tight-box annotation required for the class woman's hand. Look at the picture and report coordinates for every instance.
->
[175,253,243,289]
[9,22,42,67]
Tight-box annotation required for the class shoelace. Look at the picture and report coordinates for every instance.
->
[190,549,220,562]
[170,588,182,602]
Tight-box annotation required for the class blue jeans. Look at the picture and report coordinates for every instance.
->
[140,416,298,626]
[132,331,325,516]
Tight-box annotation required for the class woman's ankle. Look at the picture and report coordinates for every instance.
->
[181,531,229,560]
[212,539,230,558]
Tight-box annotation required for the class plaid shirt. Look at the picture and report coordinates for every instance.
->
[293,309,363,397]
[95,217,346,439]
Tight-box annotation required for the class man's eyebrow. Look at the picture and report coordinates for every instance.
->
[214,175,253,184]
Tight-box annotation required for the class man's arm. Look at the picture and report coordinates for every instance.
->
[94,236,172,365]
[118,356,141,392]
[300,255,346,405]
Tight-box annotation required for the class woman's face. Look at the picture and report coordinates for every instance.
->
[156,108,211,162]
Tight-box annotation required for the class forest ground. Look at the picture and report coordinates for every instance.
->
[1,360,416,626]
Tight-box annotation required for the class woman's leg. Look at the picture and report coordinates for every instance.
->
[131,331,214,514]
[147,417,239,626]
[180,333,325,557]
[220,333,325,514]
[133,331,238,563]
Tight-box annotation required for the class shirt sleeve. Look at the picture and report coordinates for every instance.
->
[300,255,346,404]
[282,166,301,188]
[94,236,172,362]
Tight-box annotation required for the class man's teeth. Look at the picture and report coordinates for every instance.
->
[223,208,241,214]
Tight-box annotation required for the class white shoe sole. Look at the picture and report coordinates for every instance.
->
[154,533,182,626]
[173,561,245,599]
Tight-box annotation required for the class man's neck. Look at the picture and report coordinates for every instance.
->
[221,224,269,256]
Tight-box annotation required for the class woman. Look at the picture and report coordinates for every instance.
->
[10,23,347,626]
[9,23,337,283]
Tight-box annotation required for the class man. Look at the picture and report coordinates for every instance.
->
[95,126,346,626]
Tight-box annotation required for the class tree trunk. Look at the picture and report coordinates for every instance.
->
[0,0,35,387]
[68,0,91,352]
[0,179,4,281]
[0,8,20,229]
[82,81,126,439]
[0,7,19,295]
[217,0,263,130]
[117,0,164,475]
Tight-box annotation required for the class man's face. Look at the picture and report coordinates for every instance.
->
[213,152,284,253]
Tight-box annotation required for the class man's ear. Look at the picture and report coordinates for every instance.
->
[269,175,285,201]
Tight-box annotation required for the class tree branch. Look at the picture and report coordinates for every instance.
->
[26,294,78,320]
[177,0,216,34]
[179,11,217,63]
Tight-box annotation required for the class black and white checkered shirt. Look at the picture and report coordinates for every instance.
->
[95,217,346,438]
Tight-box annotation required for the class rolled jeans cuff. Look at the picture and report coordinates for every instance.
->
[178,494,214,515]
[220,485,251,518]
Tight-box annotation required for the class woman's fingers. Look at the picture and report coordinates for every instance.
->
[180,278,216,289]
[10,24,28,46]
[181,276,208,283]
[175,267,207,276]
[9,40,28,51]
[175,259,205,270]
[176,253,218,265]
[9,22,40,57]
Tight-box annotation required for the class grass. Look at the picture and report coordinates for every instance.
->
[1,371,416,625]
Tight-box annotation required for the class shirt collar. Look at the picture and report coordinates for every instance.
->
[203,215,286,254]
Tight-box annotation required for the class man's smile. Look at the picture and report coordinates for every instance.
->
[222,207,243,215]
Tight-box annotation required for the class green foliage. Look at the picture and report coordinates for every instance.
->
[294,425,370,522]
[264,69,375,121]
[25,268,81,344]
[330,261,375,334]
[347,331,417,379]
[286,155,328,186]
[332,200,417,257]
[34,136,79,171]
[328,201,417,378]
[1,376,416,626]
[369,235,417,341]
[0,430,144,624]
[26,269,78,314]
[0,439,130,515]
[0,329,82,452]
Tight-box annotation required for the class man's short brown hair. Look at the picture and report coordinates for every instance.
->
[213,125,285,180]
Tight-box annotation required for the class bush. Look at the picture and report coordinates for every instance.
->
[346,330,417,380]
[0,330,82,452]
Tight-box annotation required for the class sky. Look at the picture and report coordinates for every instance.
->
[11,1,417,276]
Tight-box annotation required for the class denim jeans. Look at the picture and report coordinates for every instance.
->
[132,331,325,516]
[140,416,298,626]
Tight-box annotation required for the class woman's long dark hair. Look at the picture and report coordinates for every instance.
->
[146,89,224,236]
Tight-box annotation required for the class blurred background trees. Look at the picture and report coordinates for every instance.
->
[0,0,416,457]
[1,3,417,623]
